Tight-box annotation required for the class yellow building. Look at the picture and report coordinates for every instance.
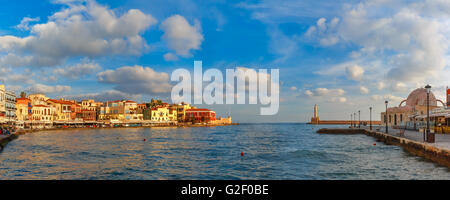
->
[46,99,73,121]
[150,107,170,122]
[168,108,177,121]
[81,99,98,111]
[170,102,192,122]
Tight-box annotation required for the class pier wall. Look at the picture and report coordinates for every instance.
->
[317,128,450,168]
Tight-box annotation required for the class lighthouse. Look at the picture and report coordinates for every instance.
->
[310,104,320,124]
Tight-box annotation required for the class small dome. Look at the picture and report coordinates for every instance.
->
[405,88,437,107]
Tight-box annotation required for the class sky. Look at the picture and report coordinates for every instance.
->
[1,0,450,123]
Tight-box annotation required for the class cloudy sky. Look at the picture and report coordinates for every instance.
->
[1,0,450,122]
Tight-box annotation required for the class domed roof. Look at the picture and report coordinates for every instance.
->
[405,88,437,107]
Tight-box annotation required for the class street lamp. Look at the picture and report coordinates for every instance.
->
[385,100,388,133]
[369,107,372,130]
[354,112,356,127]
[425,84,434,143]
[351,114,353,128]
[358,110,361,128]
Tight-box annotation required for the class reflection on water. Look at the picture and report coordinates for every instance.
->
[0,124,449,179]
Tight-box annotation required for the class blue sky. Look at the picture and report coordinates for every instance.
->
[1,0,450,122]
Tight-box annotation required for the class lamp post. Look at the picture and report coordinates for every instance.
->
[425,84,434,143]
[369,107,372,130]
[385,101,388,133]
[358,110,361,128]
[351,114,353,128]
[354,112,356,127]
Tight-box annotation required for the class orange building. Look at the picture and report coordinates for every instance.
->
[16,97,32,121]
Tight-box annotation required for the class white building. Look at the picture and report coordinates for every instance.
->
[5,90,16,122]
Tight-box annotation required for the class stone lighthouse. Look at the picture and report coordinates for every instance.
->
[310,104,320,124]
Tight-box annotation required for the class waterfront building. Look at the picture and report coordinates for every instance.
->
[70,103,82,120]
[150,107,170,122]
[0,84,5,123]
[16,97,32,121]
[211,116,232,124]
[81,109,97,121]
[168,108,177,121]
[170,102,192,122]
[185,108,216,123]
[81,99,99,111]
[28,94,49,106]
[98,100,143,121]
[31,105,55,122]
[46,99,73,121]
[381,88,445,128]
[5,90,17,122]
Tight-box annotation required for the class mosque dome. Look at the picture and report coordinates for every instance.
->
[405,88,437,107]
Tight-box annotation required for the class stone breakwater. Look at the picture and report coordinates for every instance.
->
[317,128,450,168]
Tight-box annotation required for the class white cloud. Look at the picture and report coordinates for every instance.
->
[345,65,364,81]
[0,73,35,84]
[391,82,408,92]
[54,63,101,79]
[60,90,141,102]
[97,65,172,94]
[160,15,203,57]
[329,97,347,103]
[304,87,345,97]
[30,83,71,94]
[359,86,369,94]
[305,17,340,46]
[0,0,156,67]
[371,94,404,105]
[289,86,297,91]
[163,52,179,61]
[304,90,314,97]
[333,1,448,83]
[376,82,385,90]
[15,17,40,31]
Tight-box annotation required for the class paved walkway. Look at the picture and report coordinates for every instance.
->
[362,125,450,150]
[0,134,10,140]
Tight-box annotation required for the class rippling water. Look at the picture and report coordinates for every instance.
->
[0,123,449,179]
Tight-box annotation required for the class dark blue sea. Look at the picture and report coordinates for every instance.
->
[0,123,449,179]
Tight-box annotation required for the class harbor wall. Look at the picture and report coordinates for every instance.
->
[317,128,450,168]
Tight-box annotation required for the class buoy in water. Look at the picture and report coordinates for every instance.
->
[373,143,376,146]
[143,139,146,142]
[241,152,244,156]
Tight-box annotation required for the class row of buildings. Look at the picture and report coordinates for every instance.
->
[0,84,232,128]
[381,87,450,133]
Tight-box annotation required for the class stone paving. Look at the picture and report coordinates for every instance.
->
[362,125,450,150]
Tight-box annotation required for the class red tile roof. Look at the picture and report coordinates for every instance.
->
[47,99,74,104]
[186,108,214,112]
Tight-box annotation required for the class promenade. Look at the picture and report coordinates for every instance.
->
[365,125,450,150]
[319,126,450,167]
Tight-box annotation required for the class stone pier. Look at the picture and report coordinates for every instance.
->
[317,128,450,168]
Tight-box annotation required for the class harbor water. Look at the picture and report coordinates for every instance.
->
[0,123,449,179]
